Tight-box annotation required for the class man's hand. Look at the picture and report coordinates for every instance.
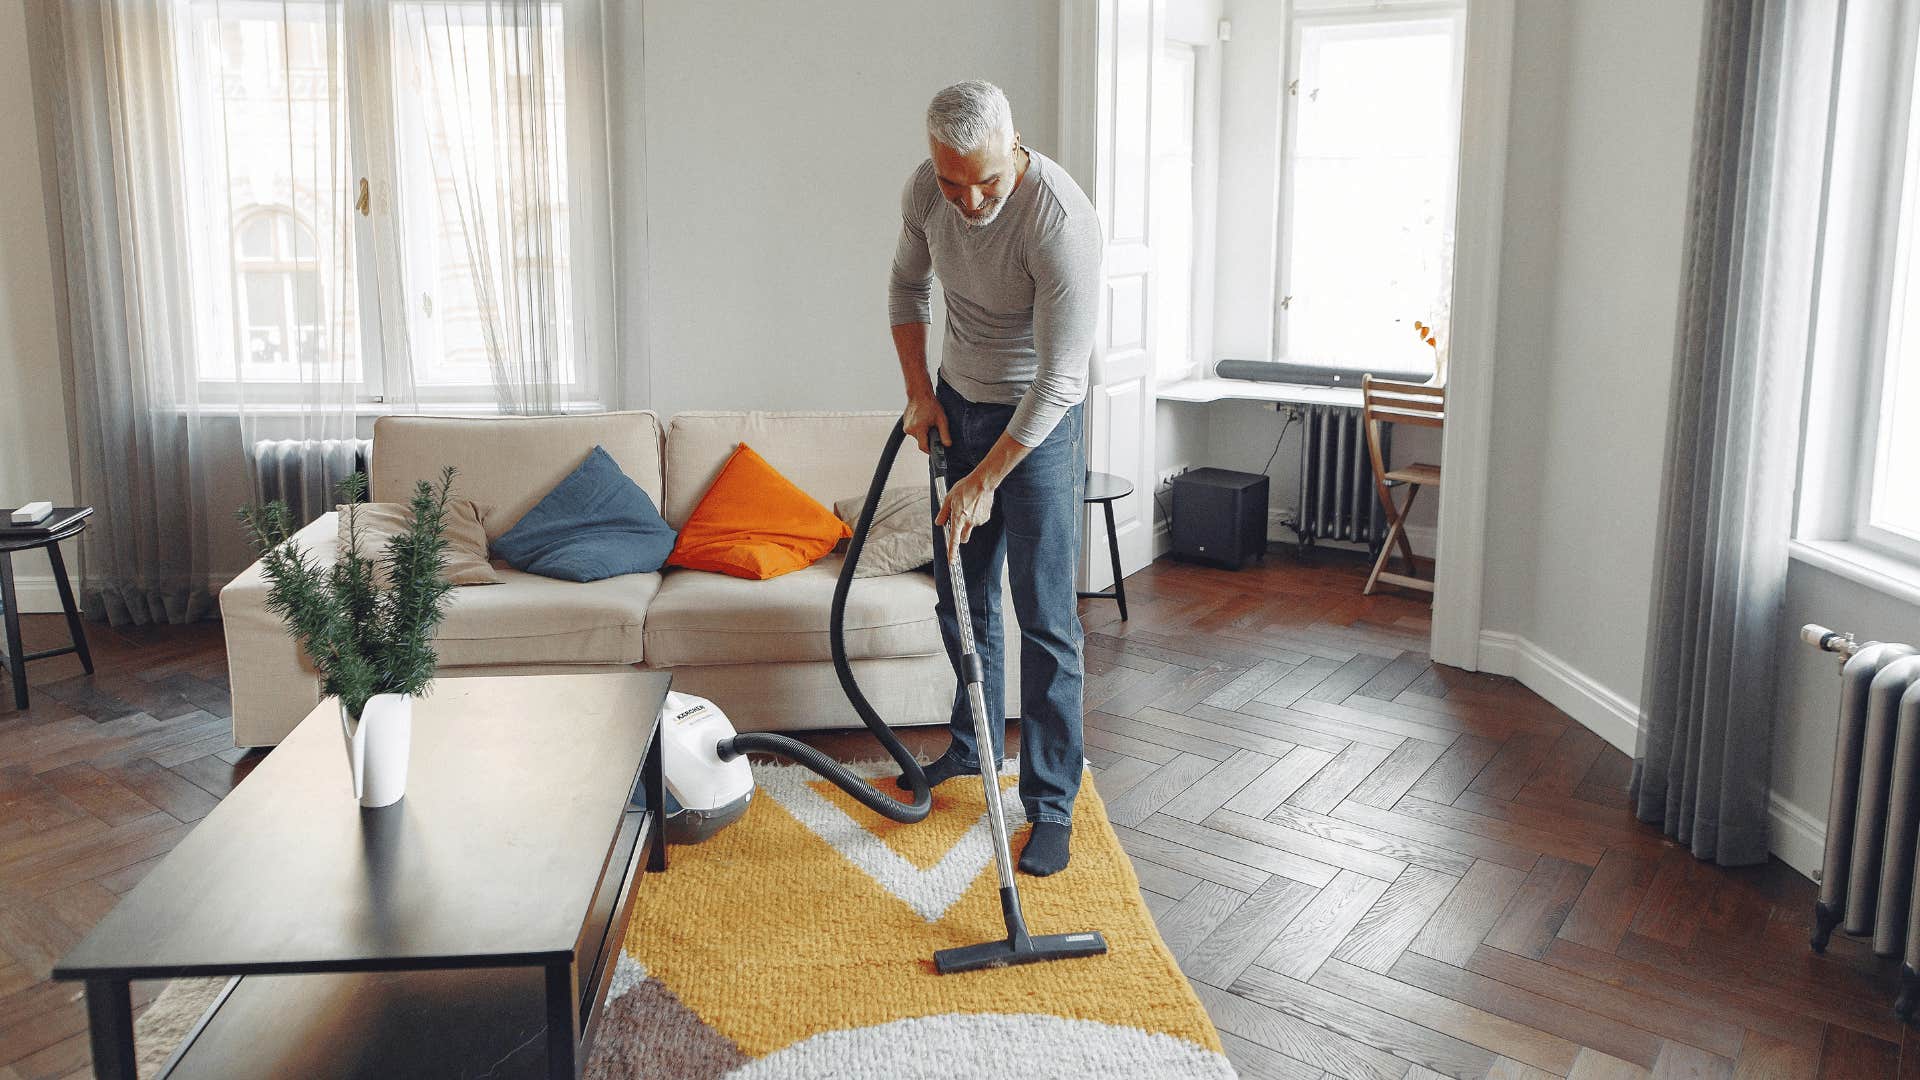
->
[903,393,951,455]
[936,469,995,562]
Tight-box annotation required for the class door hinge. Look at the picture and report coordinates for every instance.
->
[355,178,371,217]
[1280,295,1294,311]
[1287,79,1299,96]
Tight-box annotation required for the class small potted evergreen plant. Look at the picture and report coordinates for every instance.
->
[238,468,459,808]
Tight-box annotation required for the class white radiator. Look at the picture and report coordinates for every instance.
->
[249,438,372,527]
[1804,624,1920,1018]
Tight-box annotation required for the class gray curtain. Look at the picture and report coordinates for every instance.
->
[1631,0,1842,864]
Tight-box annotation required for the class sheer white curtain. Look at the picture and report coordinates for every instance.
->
[34,0,613,624]
[39,0,362,624]
[389,0,605,415]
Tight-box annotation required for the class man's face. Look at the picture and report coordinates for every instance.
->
[931,135,1020,229]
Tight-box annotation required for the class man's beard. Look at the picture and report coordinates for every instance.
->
[947,196,1007,229]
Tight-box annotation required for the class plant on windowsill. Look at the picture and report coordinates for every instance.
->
[238,468,459,809]
[1414,319,1448,386]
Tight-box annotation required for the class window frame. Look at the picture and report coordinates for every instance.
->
[1853,39,1920,565]
[1795,0,1920,579]
[1270,0,1467,370]
[178,0,595,411]
[383,0,594,408]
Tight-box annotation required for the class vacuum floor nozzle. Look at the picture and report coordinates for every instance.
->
[934,930,1109,975]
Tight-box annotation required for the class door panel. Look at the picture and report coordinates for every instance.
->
[1075,0,1160,592]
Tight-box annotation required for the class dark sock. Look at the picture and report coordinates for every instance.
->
[895,751,978,792]
[1018,820,1072,876]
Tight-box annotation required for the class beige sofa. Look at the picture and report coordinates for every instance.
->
[220,409,1019,747]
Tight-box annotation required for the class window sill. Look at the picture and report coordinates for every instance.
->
[1788,539,1920,609]
[168,401,608,418]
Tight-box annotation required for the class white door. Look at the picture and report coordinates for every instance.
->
[1061,0,1162,593]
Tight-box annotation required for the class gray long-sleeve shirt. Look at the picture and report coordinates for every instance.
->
[887,148,1103,446]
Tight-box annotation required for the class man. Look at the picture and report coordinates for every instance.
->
[887,80,1101,876]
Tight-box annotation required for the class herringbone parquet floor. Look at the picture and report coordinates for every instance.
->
[0,552,1906,1078]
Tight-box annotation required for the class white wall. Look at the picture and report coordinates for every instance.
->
[631,0,1059,418]
[1,0,78,612]
[1469,0,1908,879]
[1477,0,1702,722]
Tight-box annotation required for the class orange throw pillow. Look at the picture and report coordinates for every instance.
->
[667,443,852,580]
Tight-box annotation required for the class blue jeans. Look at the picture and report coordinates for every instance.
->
[932,377,1086,826]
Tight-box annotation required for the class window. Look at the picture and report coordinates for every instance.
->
[1274,4,1464,373]
[1861,54,1920,560]
[171,0,587,406]
[1800,5,1920,574]
[180,4,360,392]
[391,4,577,396]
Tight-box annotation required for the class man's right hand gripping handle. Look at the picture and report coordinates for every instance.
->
[903,393,952,456]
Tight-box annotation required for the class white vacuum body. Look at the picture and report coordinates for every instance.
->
[659,691,755,843]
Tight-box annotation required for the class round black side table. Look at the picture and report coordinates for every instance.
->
[0,507,95,711]
[1078,472,1134,621]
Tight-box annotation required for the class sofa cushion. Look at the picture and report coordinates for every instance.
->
[338,498,502,587]
[371,411,664,541]
[834,488,934,578]
[642,556,941,667]
[668,444,850,580]
[492,446,677,582]
[662,412,920,530]
[429,565,659,667]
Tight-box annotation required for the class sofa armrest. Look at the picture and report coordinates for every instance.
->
[220,512,341,746]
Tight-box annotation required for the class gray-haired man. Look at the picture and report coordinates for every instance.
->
[887,80,1102,876]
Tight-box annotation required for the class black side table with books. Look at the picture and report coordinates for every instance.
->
[0,506,95,710]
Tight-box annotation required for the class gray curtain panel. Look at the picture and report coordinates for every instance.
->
[1632,0,1841,865]
[34,2,222,626]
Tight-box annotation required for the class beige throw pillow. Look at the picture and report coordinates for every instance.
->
[833,488,934,578]
[336,499,502,586]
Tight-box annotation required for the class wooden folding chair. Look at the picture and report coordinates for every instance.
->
[1361,375,1445,595]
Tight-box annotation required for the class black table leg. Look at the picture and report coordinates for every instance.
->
[84,978,136,1079]
[644,724,667,873]
[1102,501,1128,622]
[0,550,26,711]
[47,542,92,675]
[545,960,580,1079]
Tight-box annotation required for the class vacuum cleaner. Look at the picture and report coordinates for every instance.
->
[658,417,1107,974]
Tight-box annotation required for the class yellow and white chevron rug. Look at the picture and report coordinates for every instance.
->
[588,759,1235,1080]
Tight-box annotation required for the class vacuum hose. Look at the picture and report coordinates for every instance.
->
[713,419,933,823]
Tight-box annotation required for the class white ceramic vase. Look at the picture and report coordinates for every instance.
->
[340,693,412,808]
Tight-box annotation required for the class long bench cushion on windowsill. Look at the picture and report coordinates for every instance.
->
[642,556,940,667]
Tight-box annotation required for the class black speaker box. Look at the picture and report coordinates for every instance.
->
[1171,468,1269,569]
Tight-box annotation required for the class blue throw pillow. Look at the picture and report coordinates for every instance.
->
[491,446,677,582]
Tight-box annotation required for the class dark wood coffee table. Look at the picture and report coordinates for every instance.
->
[53,671,669,1079]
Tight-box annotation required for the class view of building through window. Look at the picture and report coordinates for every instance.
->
[185,4,359,387]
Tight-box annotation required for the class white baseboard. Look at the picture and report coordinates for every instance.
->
[1476,631,1639,756]
[4,573,79,614]
[1767,792,1826,880]
[1476,629,1825,879]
